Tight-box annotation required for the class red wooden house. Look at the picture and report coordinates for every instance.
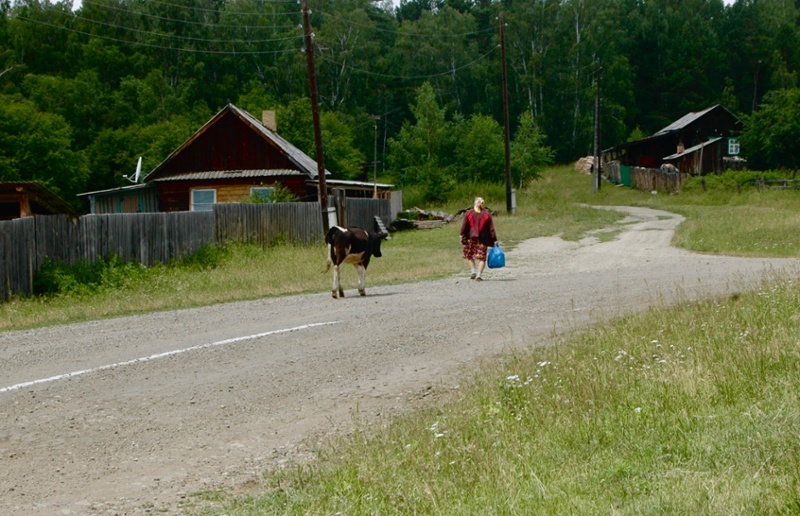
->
[79,103,330,213]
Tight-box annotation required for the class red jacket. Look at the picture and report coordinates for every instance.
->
[460,208,497,247]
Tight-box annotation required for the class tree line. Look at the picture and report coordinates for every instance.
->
[1,0,798,209]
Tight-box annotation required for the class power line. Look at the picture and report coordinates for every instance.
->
[127,0,297,16]
[324,12,495,39]
[64,12,303,45]
[316,45,499,80]
[16,15,304,55]
[81,0,300,30]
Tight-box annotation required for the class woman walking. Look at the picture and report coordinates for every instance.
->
[460,197,497,281]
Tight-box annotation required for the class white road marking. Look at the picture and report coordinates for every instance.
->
[0,321,340,394]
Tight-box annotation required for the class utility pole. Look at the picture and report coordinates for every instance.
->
[499,12,513,214]
[752,60,761,113]
[301,0,329,232]
[593,58,601,193]
[373,115,380,198]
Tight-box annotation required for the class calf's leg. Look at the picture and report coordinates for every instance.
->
[332,264,344,298]
[356,264,367,296]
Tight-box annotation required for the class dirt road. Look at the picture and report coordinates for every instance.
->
[1,206,797,515]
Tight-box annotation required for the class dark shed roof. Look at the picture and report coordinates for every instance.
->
[0,182,79,218]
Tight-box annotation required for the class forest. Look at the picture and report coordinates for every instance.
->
[1,0,799,209]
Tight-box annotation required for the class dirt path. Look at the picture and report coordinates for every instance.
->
[1,206,797,515]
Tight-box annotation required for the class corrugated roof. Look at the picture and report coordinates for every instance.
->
[151,169,306,181]
[309,178,395,189]
[653,105,719,136]
[77,182,153,198]
[663,137,722,160]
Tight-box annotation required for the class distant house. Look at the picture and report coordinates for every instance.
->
[603,104,743,176]
[79,103,394,214]
[0,182,79,220]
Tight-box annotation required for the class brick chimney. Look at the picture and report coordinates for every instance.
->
[262,110,277,132]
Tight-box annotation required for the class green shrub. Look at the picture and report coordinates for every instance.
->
[33,255,147,297]
[245,183,299,203]
[177,244,228,269]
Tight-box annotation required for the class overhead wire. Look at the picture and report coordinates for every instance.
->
[129,0,297,16]
[81,0,301,30]
[323,12,496,39]
[61,12,304,45]
[316,45,499,80]
[12,1,598,83]
[15,15,304,55]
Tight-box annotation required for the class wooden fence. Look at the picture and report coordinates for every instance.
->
[0,198,395,301]
[605,161,687,193]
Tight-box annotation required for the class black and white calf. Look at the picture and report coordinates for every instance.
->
[324,226,387,298]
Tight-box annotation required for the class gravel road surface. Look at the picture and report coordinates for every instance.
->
[1,206,797,515]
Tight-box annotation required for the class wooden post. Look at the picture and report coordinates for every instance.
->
[593,58,601,193]
[499,13,513,214]
[301,0,329,233]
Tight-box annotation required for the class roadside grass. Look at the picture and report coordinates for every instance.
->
[219,278,800,515]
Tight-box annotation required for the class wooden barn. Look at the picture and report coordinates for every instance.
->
[80,103,349,213]
[0,182,79,220]
[603,104,743,176]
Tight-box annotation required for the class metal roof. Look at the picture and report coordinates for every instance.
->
[309,178,395,189]
[663,137,722,160]
[151,169,306,181]
[77,182,153,198]
[653,105,719,136]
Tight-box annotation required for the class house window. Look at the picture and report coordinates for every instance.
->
[250,186,274,202]
[728,138,740,156]
[191,189,216,211]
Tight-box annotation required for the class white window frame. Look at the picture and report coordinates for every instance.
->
[728,138,740,156]
[250,186,274,202]
[191,189,216,211]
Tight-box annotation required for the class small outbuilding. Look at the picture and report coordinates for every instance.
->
[603,104,743,176]
[0,182,79,220]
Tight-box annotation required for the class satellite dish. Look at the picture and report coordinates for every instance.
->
[134,156,142,183]
[124,157,143,183]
